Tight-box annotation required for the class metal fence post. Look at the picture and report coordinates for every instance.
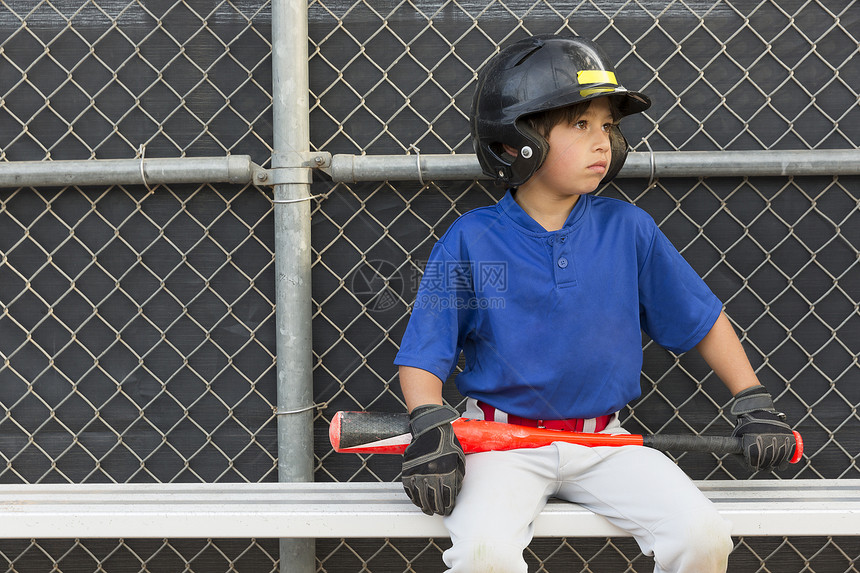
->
[272,0,314,572]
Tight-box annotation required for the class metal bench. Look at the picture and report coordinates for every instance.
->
[0,480,858,539]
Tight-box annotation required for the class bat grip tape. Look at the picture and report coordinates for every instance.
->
[644,434,743,455]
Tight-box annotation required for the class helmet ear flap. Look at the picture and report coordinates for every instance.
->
[601,125,629,184]
[496,122,549,187]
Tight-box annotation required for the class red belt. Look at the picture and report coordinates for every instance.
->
[477,401,613,433]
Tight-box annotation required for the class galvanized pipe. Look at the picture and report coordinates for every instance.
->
[271,0,315,572]
[326,149,860,182]
[0,156,265,189]
[627,149,860,178]
[1,149,854,190]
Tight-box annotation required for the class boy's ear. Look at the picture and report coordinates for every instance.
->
[502,144,519,158]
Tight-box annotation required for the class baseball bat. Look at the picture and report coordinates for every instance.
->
[329,411,804,464]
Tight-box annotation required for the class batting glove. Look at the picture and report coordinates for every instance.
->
[730,385,796,471]
[401,404,465,516]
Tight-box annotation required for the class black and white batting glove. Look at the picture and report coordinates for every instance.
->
[730,385,796,471]
[401,404,465,516]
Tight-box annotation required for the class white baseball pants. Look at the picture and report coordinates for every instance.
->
[441,422,733,572]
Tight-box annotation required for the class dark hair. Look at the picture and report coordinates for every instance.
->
[523,97,622,138]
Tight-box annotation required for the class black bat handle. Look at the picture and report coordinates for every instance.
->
[336,411,410,449]
[643,434,743,455]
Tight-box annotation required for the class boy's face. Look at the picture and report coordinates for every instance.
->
[525,97,614,198]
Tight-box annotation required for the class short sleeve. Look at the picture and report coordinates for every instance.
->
[394,240,475,382]
[638,226,723,353]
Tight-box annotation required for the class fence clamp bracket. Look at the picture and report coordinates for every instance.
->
[259,151,332,186]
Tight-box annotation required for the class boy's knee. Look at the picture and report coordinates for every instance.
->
[653,506,733,573]
[443,539,527,573]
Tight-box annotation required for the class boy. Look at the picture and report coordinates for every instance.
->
[394,35,796,573]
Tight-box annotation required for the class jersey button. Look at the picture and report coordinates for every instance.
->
[557,257,568,268]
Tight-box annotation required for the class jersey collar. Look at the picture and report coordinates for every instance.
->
[498,190,589,236]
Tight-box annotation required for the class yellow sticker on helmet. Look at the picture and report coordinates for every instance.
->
[577,70,617,86]
[580,87,616,97]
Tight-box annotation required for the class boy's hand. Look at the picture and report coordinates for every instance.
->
[401,404,465,516]
[730,385,796,471]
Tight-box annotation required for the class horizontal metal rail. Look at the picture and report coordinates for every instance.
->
[1,150,857,189]
[326,150,860,182]
[0,156,268,189]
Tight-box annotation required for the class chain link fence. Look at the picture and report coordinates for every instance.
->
[0,0,273,162]
[1,0,859,571]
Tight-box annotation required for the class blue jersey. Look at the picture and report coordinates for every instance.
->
[394,191,722,420]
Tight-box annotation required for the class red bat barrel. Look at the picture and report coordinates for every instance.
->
[330,411,645,454]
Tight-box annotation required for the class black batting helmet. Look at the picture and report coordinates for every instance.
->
[471,35,651,187]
